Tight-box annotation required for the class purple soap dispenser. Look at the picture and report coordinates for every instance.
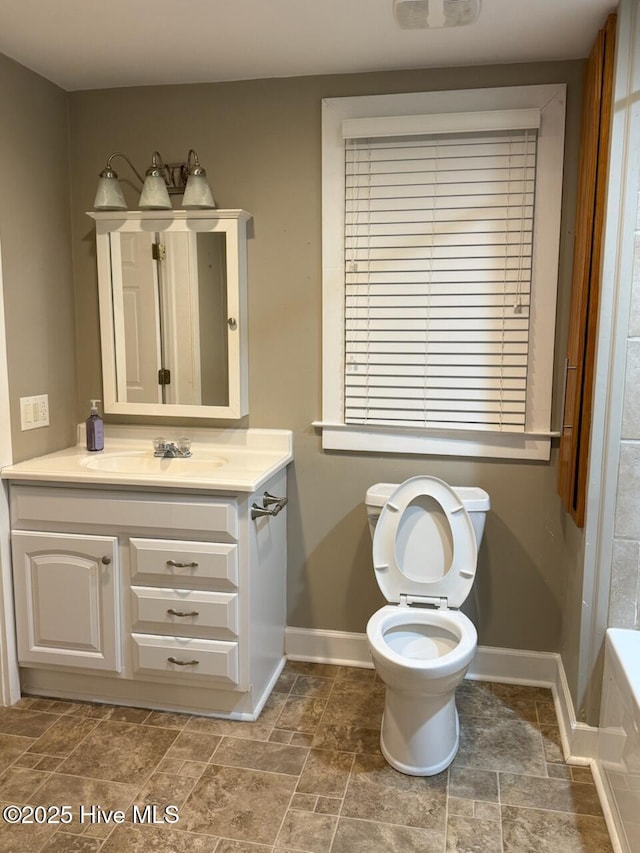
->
[86,399,104,451]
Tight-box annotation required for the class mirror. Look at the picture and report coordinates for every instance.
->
[89,211,250,419]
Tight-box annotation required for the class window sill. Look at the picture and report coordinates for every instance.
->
[313,422,557,461]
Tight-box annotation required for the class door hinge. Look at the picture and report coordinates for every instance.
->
[158,368,171,386]
[152,242,166,261]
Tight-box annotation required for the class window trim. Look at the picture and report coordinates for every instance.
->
[319,84,567,461]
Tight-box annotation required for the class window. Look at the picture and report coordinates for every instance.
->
[319,85,566,460]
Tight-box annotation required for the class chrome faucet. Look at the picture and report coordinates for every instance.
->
[153,437,192,458]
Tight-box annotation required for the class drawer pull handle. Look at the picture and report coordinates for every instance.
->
[167,608,200,618]
[166,560,199,569]
[101,556,111,565]
[251,492,288,520]
[167,656,200,666]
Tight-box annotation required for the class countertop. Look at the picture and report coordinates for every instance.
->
[1,426,293,493]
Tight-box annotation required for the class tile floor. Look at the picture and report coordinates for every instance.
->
[0,662,614,852]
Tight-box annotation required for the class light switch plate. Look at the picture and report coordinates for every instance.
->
[20,394,49,430]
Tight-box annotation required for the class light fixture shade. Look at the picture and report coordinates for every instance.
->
[182,173,216,209]
[93,174,127,210]
[139,174,172,210]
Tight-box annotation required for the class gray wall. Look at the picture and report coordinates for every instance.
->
[0,53,77,461]
[68,60,586,656]
[609,188,640,627]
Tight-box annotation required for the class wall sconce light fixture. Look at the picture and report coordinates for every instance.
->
[93,149,216,211]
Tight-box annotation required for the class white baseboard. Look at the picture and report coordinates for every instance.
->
[285,627,373,668]
[284,627,598,763]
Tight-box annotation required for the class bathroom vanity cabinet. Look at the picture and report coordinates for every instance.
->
[6,465,288,719]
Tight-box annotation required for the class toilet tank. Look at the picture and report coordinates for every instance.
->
[365,482,490,545]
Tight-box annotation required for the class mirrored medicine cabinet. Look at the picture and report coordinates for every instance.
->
[88,210,251,419]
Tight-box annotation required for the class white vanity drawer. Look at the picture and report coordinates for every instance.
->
[131,633,239,686]
[10,487,238,540]
[131,586,239,638]
[130,538,238,589]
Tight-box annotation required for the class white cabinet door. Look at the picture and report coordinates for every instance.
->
[11,531,120,671]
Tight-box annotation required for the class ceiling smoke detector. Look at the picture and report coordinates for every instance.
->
[393,0,481,29]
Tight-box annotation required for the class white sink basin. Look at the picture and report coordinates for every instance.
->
[1,427,293,492]
[80,452,227,475]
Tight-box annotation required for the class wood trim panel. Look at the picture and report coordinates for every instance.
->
[558,14,616,526]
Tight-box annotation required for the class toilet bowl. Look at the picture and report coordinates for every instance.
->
[365,476,490,776]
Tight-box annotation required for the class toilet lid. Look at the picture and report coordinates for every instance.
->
[372,475,477,608]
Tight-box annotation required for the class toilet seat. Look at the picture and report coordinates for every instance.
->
[367,605,477,676]
[372,475,477,609]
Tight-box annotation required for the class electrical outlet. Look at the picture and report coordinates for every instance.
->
[20,394,50,430]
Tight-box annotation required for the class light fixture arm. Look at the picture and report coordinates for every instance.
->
[146,150,169,181]
[187,148,206,177]
[101,151,146,186]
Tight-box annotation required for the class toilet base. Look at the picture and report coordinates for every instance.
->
[378,687,461,776]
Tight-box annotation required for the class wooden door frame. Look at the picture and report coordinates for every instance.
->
[558,14,616,527]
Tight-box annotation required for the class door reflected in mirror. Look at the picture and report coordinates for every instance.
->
[90,210,250,420]
[116,231,229,407]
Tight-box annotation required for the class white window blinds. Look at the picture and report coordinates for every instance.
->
[343,126,538,432]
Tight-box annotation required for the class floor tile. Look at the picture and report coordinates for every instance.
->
[536,700,559,725]
[40,834,103,852]
[0,802,58,853]
[132,770,197,811]
[12,752,41,770]
[474,801,501,821]
[285,661,340,679]
[291,792,318,811]
[296,748,354,797]
[100,824,218,851]
[0,733,35,772]
[500,771,604,816]
[448,766,499,802]
[143,711,192,730]
[457,680,523,719]
[0,708,59,738]
[446,814,503,852]
[179,760,208,778]
[222,840,277,852]
[0,671,616,853]
[321,682,385,729]
[335,666,377,684]
[0,766,49,802]
[548,763,573,780]
[58,721,178,784]
[342,753,447,830]
[331,815,445,853]
[276,808,337,852]
[26,716,99,757]
[30,772,140,820]
[316,795,341,815]
[311,723,381,754]
[212,735,308,775]
[455,714,547,775]
[539,724,566,763]
[185,692,288,741]
[34,756,64,772]
[290,674,335,698]
[165,731,221,762]
[275,695,327,733]
[501,804,613,852]
[179,763,297,843]
[448,797,475,816]
[273,669,298,694]
[28,699,82,715]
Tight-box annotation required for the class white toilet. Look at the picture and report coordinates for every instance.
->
[365,476,490,776]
